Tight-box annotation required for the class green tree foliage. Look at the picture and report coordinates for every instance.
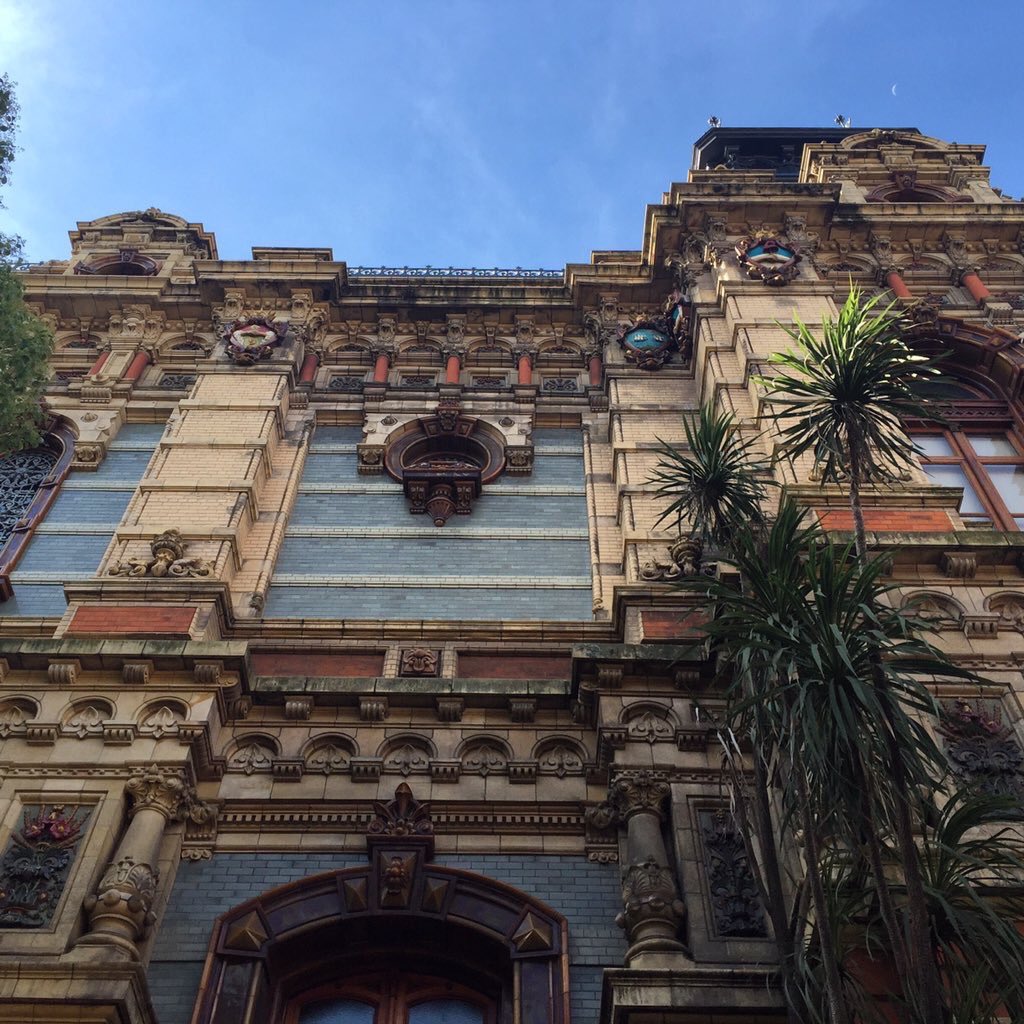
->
[0,265,53,453]
[0,73,54,454]
[653,401,1024,1024]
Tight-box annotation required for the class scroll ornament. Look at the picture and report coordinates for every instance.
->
[109,529,213,579]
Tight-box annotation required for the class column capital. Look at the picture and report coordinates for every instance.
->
[126,764,211,822]
[592,770,671,825]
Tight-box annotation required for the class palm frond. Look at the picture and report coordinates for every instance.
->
[760,285,940,485]
[649,404,771,548]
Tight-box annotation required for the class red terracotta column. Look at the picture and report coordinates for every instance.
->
[88,350,110,376]
[961,271,991,303]
[373,351,391,383]
[124,350,151,382]
[299,351,319,384]
[517,351,533,386]
[885,270,912,299]
[445,352,461,385]
[588,351,603,387]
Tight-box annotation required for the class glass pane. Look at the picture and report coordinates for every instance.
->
[921,465,985,515]
[300,1000,375,1024]
[914,435,955,457]
[917,379,989,400]
[968,435,1018,457]
[988,465,1024,515]
[409,1000,484,1024]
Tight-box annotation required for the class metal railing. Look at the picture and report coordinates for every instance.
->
[347,266,563,279]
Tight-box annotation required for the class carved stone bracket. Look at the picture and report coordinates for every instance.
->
[941,551,977,579]
[108,529,213,579]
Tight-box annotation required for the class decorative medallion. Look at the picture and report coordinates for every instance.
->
[222,316,286,365]
[618,317,675,371]
[0,804,91,928]
[617,291,690,371]
[735,233,801,286]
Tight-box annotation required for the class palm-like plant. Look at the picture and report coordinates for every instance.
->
[650,404,770,551]
[760,286,949,1024]
[762,285,937,560]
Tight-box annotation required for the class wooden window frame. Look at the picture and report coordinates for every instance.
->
[908,387,1024,531]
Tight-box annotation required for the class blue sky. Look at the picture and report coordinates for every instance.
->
[2,0,1022,268]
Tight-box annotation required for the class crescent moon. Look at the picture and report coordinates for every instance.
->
[891,83,898,96]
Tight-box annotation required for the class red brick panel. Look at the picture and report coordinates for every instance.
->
[68,605,196,637]
[251,652,385,678]
[640,609,710,642]
[456,655,571,680]
[817,508,954,532]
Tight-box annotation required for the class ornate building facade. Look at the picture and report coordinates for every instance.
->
[1,125,1023,1023]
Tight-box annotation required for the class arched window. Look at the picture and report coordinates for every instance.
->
[193,863,568,1024]
[909,378,1024,531]
[0,424,75,602]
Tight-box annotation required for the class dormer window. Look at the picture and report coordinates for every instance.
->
[73,248,160,276]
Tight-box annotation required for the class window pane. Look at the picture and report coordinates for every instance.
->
[968,435,1018,457]
[914,435,955,457]
[921,465,985,515]
[917,379,989,400]
[300,1000,375,1024]
[988,465,1024,515]
[409,1000,484,1024]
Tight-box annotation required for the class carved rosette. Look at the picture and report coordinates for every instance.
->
[83,855,158,942]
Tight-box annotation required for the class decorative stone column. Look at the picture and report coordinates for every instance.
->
[884,269,912,299]
[87,349,111,377]
[589,770,687,963]
[960,269,991,304]
[444,349,462,385]
[123,349,151,383]
[517,349,533,386]
[299,350,319,384]
[372,349,392,383]
[78,765,212,959]
[587,350,604,387]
